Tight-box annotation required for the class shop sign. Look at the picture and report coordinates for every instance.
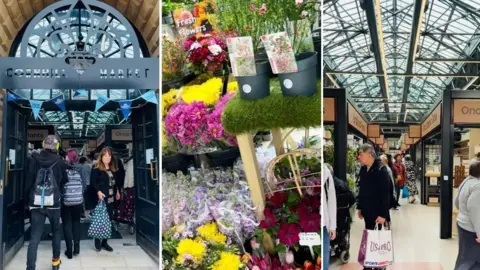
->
[404,134,413,145]
[27,129,48,141]
[367,124,380,138]
[421,105,441,137]
[413,137,421,144]
[111,129,132,141]
[0,57,159,89]
[453,99,480,124]
[409,125,421,138]
[88,140,97,148]
[173,1,217,37]
[375,135,384,145]
[97,131,105,147]
[348,103,367,136]
[62,140,70,148]
[323,98,335,122]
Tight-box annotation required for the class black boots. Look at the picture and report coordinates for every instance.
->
[95,239,113,252]
[64,250,72,259]
[73,244,80,256]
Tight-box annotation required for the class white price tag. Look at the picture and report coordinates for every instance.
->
[298,232,321,246]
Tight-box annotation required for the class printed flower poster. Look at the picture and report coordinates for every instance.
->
[261,32,298,74]
[287,19,315,53]
[227,36,257,76]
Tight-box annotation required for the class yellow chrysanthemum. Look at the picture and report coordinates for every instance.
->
[162,89,180,117]
[211,252,242,270]
[175,239,206,265]
[181,78,222,105]
[227,81,238,93]
[196,223,226,245]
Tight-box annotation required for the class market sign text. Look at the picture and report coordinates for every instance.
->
[348,103,367,136]
[421,105,441,137]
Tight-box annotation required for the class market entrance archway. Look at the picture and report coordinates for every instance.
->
[0,0,159,267]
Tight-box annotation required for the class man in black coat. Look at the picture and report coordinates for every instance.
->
[356,144,391,270]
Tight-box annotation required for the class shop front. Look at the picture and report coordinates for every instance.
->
[0,0,159,267]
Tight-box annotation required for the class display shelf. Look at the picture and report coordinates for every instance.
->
[222,79,321,135]
[224,80,321,219]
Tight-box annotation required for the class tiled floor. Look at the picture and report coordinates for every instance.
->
[329,196,458,270]
[6,236,158,270]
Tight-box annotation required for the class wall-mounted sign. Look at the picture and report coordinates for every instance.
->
[413,137,421,144]
[111,129,132,141]
[97,131,105,147]
[367,124,380,138]
[421,105,441,138]
[62,140,70,148]
[404,134,413,145]
[348,103,367,136]
[323,98,335,122]
[88,140,97,148]
[27,129,49,141]
[409,125,421,138]
[0,57,159,89]
[453,99,480,124]
[375,135,385,145]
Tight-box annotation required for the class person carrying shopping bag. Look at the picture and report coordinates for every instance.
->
[356,144,392,270]
[90,147,124,252]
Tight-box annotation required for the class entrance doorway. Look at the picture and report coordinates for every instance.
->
[0,0,159,268]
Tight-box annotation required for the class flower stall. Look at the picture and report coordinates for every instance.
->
[161,0,321,268]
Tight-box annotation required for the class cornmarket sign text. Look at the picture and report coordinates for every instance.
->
[0,57,159,89]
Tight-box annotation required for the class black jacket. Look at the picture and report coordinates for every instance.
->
[90,163,125,204]
[357,159,391,222]
[25,150,68,208]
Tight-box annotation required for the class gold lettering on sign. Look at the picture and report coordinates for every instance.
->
[421,105,441,138]
[453,99,480,124]
[348,103,367,136]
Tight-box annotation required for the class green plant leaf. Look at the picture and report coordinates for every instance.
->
[287,213,299,223]
[287,191,300,206]
[313,246,322,255]
[274,244,287,253]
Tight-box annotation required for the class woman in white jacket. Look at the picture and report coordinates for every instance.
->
[323,164,337,268]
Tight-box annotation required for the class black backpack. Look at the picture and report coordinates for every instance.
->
[31,160,60,208]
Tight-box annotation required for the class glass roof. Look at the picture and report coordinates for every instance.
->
[13,5,146,137]
[324,0,480,122]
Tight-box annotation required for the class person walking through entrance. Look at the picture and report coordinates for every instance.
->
[404,155,419,203]
[454,161,480,270]
[356,144,390,270]
[392,154,405,208]
[90,147,124,252]
[62,149,89,259]
[25,135,68,270]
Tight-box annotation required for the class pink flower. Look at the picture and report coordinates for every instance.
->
[249,3,256,11]
[298,213,321,232]
[259,208,277,229]
[277,223,301,246]
[259,3,267,15]
[285,251,294,264]
[295,0,303,6]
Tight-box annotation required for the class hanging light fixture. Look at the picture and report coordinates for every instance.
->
[65,5,95,71]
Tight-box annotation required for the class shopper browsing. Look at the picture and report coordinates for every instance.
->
[392,154,406,207]
[454,161,480,270]
[380,154,397,213]
[356,144,390,270]
[25,135,68,270]
[62,149,89,259]
[322,163,337,268]
[404,155,419,203]
[90,147,124,252]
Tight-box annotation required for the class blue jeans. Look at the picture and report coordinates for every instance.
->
[323,226,330,268]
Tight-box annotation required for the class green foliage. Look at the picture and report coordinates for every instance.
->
[222,79,321,135]
[162,1,184,16]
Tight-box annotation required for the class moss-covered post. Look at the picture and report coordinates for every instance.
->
[236,133,265,219]
[271,128,285,155]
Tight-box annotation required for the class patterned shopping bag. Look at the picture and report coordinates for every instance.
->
[88,200,112,239]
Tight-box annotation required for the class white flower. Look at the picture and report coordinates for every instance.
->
[208,44,222,56]
[296,0,304,5]
[301,10,309,18]
[189,42,202,51]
